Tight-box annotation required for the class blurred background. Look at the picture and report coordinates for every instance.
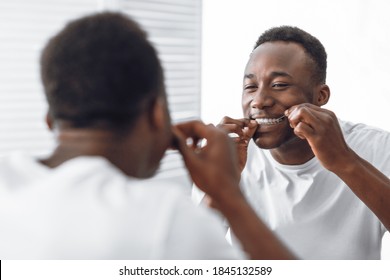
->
[0,0,389,258]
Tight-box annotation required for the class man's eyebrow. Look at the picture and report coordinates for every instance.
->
[243,73,255,79]
[244,71,292,80]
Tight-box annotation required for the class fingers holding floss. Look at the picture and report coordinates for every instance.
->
[285,106,315,140]
[171,122,208,156]
[228,118,258,143]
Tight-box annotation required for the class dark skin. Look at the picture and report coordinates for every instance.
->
[41,93,295,260]
[219,41,390,231]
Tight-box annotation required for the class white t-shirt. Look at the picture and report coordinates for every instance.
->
[0,153,244,260]
[239,120,389,259]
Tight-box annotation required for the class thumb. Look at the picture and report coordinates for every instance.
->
[171,126,201,171]
[243,120,258,140]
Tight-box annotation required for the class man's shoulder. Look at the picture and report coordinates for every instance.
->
[340,119,390,145]
[340,119,390,170]
[0,152,42,186]
[340,119,389,136]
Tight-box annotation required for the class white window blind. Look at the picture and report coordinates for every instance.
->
[0,0,202,185]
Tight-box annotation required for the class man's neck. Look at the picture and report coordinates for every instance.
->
[40,129,119,166]
[269,136,315,165]
[39,128,150,178]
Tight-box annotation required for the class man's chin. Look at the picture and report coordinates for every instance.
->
[252,133,299,150]
[252,137,281,150]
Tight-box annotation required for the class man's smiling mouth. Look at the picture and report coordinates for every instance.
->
[252,115,286,125]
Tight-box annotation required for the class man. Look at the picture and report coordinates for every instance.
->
[0,12,294,259]
[218,26,390,259]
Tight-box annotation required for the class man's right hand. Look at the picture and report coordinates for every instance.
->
[217,116,258,172]
[172,120,241,202]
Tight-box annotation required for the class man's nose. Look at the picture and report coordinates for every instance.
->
[251,86,274,109]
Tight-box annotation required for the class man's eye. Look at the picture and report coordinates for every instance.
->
[272,83,288,88]
[244,85,257,90]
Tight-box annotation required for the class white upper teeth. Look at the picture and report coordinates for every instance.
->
[255,116,285,125]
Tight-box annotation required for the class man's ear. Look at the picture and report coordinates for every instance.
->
[314,84,330,106]
[45,111,54,131]
[149,95,169,130]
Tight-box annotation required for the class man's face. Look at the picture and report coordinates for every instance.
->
[242,41,317,149]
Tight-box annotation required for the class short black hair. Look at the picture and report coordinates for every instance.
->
[254,26,327,84]
[40,12,164,128]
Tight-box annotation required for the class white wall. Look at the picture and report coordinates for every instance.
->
[201,0,390,259]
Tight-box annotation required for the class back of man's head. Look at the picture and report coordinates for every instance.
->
[40,12,164,128]
[254,26,327,84]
